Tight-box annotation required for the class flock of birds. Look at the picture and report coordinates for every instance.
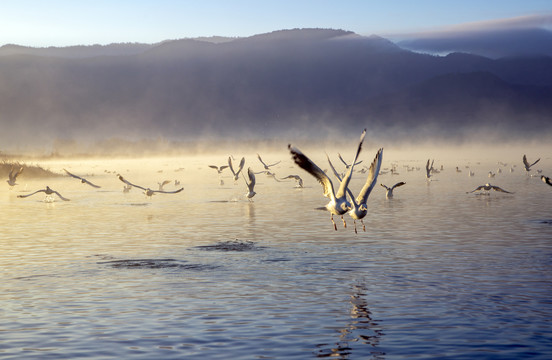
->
[4,131,550,233]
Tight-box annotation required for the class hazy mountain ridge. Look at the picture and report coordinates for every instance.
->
[0,28,551,149]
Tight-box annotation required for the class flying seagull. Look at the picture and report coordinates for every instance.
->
[118,175,183,197]
[208,165,228,174]
[289,128,366,231]
[425,159,435,179]
[281,174,304,188]
[6,166,24,187]
[158,180,171,191]
[542,176,552,187]
[243,167,256,200]
[328,147,383,233]
[338,153,363,169]
[228,156,245,181]
[522,155,540,173]
[63,169,101,188]
[17,186,70,201]
[257,154,281,170]
[467,183,513,194]
[380,181,406,199]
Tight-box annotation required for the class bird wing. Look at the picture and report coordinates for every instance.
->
[219,165,228,171]
[83,179,101,188]
[356,148,383,205]
[289,144,336,201]
[530,158,541,167]
[161,180,171,186]
[380,184,390,190]
[117,175,147,191]
[53,190,70,201]
[257,154,267,167]
[152,187,184,194]
[247,167,256,191]
[17,189,46,198]
[468,185,485,193]
[227,157,235,175]
[267,160,281,167]
[15,167,24,178]
[492,186,513,193]
[208,165,219,170]
[337,153,349,167]
[336,128,366,199]
[64,169,82,180]
[237,157,245,174]
[328,155,358,205]
[391,181,406,190]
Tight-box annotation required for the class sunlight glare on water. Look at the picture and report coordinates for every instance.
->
[1,148,552,359]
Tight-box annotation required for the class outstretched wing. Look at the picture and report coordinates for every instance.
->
[17,189,46,198]
[380,184,390,190]
[53,190,71,201]
[530,158,541,167]
[356,148,383,205]
[492,185,513,193]
[336,128,366,199]
[289,144,335,201]
[237,157,246,175]
[208,165,219,171]
[227,157,235,175]
[83,178,101,188]
[64,169,82,180]
[522,155,529,168]
[118,175,147,191]
[257,154,267,167]
[267,160,281,167]
[467,185,485,193]
[337,153,348,167]
[391,181,406,190]
[152,187,184,194]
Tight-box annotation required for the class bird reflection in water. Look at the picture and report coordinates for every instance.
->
[315,282,384,359]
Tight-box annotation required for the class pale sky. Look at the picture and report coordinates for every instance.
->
[1,0,551,47]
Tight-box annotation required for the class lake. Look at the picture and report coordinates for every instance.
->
[1,146,551,359]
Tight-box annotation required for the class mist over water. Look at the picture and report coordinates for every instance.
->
[1,146,551,359]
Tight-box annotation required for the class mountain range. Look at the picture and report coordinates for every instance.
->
[0,28,551,150]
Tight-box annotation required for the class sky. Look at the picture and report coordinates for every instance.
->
[1,0,551,47]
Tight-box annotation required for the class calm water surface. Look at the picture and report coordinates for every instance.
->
[1,153,551,359]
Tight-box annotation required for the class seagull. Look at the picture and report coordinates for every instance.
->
[328,148,383,233]
[228,156,245,181]
[338,153,363,169]
[281,174,304,188]
[158,180,171,191]
[488,171,496,178]
[542,176,552,187]
[17,186,70,201]
[6,166,24,187]
[380,181,406,199]
[426,159,434,179]
[63,169,101,188]
[523,155,540,173]
[118,175,183,197]
[467,183,513,194]
[123,184,132,193]
[243,167,256,200]
[257,154,281,170]
[289,128,366,231]
[208,165,228,174]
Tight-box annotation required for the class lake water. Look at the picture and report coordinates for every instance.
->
[1,148,552,359]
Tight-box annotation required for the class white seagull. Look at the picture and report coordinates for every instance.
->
[541,176,552,187]
[467,183,513,194]
[228,156,245,181]
[257,154,281,170]
[17,186,70,201]
[380,181,406,199]
[118,175,183,198]
[523,155,540,173]
[208,165,228,174]
[281,174,304,188]
[243,167,256,200]
[7,166,24,187]
[289,128,366,231]
[328,148,383,233]
[63,169,101,188]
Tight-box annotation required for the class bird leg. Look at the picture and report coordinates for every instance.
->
[354,220,358,234]
[331,214,337,231]
[362,219,366,232]
[341,215,347,228]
